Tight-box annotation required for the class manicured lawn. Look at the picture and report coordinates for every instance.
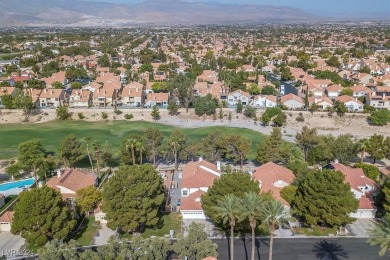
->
[294,225,338,236]
[120,213,181,239]
[0,120,265,160]
[0,195,18,212]
[72,216,99,246]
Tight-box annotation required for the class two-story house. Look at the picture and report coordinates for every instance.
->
[144,92,169,108]
[336,95,364,112]
[251,95,277,108]
[39,88,67,108]
[121,85,144,107]
[69,89,92,108]
[227,90,250,106]
[92,88,117,108]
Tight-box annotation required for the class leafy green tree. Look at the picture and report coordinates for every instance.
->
[5,162,22,179]
[56,106,71,120]
[151,105,160,121]
[295,126,320,162]
[323,134,358,164]
[357,138,370,163]
[51,81,63,89]
[261,199,289,260]
[98,54,110,67]
[172,222,218,260]
[59,134,84,168]
[102,164,165,232]
[293,169,358,227]
[37,239,79,260]
[11,187,76,248]
[256,127,283,164]
[341,88,353,96]
[99,141,120,168]
[202,171,260,229]
[76,186,102,215]
[280,185,298,205]
[151,82,169,93]
[261,85,276,95]
[369,110,390,126]
[261,112,271,126]
[280,66,293,81]
[212,194,242,260]
[145,128,164,166]
[168,74,194,112]
[167,100,179,115]
[326,56,341,68]
[354,163,380,183]
[240,192,265,260]
[70,82,82,89]
[359,65,371,74]
[236,100,243,113]
[0,93,14,108]
[367,214,390,257]
[334,100,348,116]
[382,178,390,213]
[194,94,217,116]
[132,236,170,260]
[366,134,387,163]
[18,139,46,184]
[13,91,34,120]
[222,135,251,168]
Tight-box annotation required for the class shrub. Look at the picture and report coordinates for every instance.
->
[101,112,108,119]
[78,112,85,119]
[243,106,256,118]
[124,113,134,120]
[56,106,71,120]
[114,108,123,115]
[296,113,305,122]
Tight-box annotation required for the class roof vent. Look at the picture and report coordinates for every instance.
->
[195,198,201,202]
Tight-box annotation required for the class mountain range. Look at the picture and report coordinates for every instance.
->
[0,0,319,27]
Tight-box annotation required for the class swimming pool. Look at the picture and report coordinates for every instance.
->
[0,178,35,195]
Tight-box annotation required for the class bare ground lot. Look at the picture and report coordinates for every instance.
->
[1,108,389,142]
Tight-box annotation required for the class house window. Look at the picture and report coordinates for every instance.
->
[182,189,188,196]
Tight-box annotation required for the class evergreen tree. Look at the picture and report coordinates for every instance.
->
[167,100,179,116]
[293,169,358,227]
[18,139,46,185]
[102,164,165,232]
[382,177,390,214]
[256,128,283,164]
[59,134,84,168]
[76,186,102,215]
[202,171,260,229]
[366,134,387,163]
[172,222,218,260]
[222,135,251,168]
[236,100,243,113]
[151,105,160,121]
[11,187,76,248]
[145,128,164,166]
[295,126,320,162]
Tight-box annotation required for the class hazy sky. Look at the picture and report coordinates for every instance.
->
[104,0,390,15]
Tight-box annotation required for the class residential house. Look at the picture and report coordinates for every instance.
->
[326,84,343,99]
[227,90,250,106]
[0,211,14,232]
[252,162,295,206]
[94,204,107,224]
[120,85,143,107]
[0,87,16,108]
[92,88,117,107]
[280,94,304,109]
[145,92,169,108]
[197,70,218,83]
[39,88,67,108]
[250,95,277,108]
[23,88,42,107]
[308,96,333,110]
[336,95,364,112]
[366,92,390,110]
[41,71,68,88]
[180,158,222,220]
[350,85,372,98]
[351,73,375,85]
[324,162,379,218]
[69,89,92,108]
[46,168,97,208]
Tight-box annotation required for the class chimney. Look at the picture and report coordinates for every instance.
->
[57,169,62,178]
[334,159,339,164]
[216,161,221,171]
[199,157,203,162]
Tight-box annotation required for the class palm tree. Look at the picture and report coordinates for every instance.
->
[92,140,102,177]
[84,137,94,172]
[357,138,369,163]
[367,214,390,257]
[136,140,146,165]
[261,200,289,260]
[240,192,265,260]
[171,140,179,169]
[213,194,242,260]
[126,138,138,165]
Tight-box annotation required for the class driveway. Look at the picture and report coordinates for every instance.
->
[346,218,374,237]
[0,232,26,258]
[92,224,117,246]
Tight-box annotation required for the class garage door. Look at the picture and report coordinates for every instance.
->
[0,223,11,232]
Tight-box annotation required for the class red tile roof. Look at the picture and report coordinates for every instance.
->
[181,190,205,210]
[181,160,221,189]
[0,211,14,223]
[46,168,97,194]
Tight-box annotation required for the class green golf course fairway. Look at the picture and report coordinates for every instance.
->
[0,120,265,160]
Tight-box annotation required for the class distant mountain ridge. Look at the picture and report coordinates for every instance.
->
[0,0,319,27]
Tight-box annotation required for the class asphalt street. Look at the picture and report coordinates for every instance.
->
[267,74,298,96]
[214,237,386,260]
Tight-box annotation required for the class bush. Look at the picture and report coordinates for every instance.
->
[243,106,256,118]
[369,109,390,126]
[56,106,71,120]
[296,113,305,122]
[124,113,134,120]
[78,112,85,119]
[280,185,298,205]
[101,112,108,119]
[114,108,123,115]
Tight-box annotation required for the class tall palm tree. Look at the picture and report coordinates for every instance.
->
[367,214,390,257]
[84,137,94,172]
[171,140,179,169]
[92,140,102,177]
[136,140,146,165]
[261,199,289,260]
[357,138,369,163]
[213,194,242,260]
[240,192,265,260]
[126,138,138,165]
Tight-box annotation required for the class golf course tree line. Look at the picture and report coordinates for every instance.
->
[36,222,217,260]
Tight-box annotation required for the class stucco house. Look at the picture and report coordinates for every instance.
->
[251,95,277,108]
[336,95,364,112]
[227,90,250,106]
[280,94,304,109]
